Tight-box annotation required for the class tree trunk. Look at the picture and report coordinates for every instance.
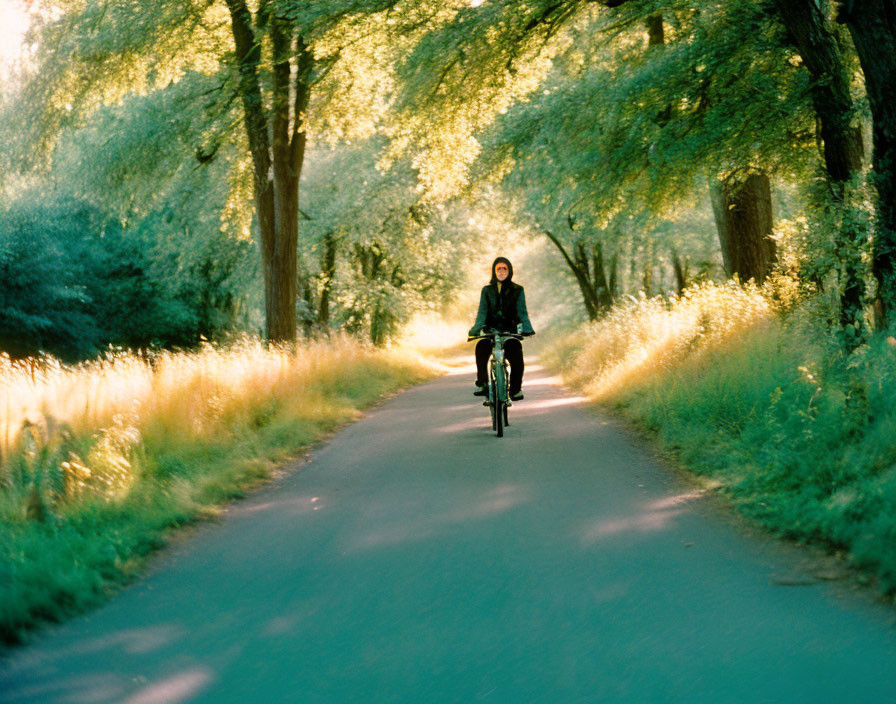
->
[225,2,313,343]
[774,0,864,184]
[591,241,614,309]
[671,249,688,294]
[641,239,653,296]
[773,0,867,338]
[543,229,600,320]
[317,231,337,328]
[710,173,776,284]
[839,0,896,322]
[646,14,664,47]
[608,253,618,301]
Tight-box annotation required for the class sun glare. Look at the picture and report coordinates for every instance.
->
[0,1,29,67]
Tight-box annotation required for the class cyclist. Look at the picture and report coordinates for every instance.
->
[468,256,535,401]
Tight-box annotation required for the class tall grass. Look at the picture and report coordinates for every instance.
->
[549,281,896,593]
[0,337,433,642]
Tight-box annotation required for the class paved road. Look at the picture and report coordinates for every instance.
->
[2,361,896,703]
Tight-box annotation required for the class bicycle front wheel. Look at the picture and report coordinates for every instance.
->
[494,365,506,437]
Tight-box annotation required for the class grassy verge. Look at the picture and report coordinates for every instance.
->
[547,282,896,594]
[0,337,435,643]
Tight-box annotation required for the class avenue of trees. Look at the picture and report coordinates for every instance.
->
[2,0,896,358]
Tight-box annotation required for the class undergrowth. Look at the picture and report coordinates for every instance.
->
[548,281,896,593]
[0,336,434,643]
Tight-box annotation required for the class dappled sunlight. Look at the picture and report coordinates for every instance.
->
[229,495,325,518]
[440,403,481,412]
[580,490,706,545]
[352,522,436,551]
[84,626,185,658]
[524,373,565,387]
[348,484,530,552]
[644,490,705,512]
[13,625,185,668]
[261,600,324,637]
[456,483,530,520]
[437,415,492,434]
[122,668,214,704]
[0,674,126,704]
[444,361,478,376]
[518,396,589,411]
[581,511,678,543]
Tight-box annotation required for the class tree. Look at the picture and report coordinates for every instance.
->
[542,225,617,320]
[20,0,411,342]
[710,172,776,284]
[296,139,470,343]
[837,0,896,324]
[415,1,814,297]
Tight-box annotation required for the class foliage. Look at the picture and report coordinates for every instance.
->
[0,195,100,360]
[298,140,471,343]
[0,183,255,360]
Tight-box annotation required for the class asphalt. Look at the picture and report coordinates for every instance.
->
[2,360,896,703]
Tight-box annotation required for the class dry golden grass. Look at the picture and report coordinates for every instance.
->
[0,336,430,505]
[556,281,774,401]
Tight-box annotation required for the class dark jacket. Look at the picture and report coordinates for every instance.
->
[468,280,535,336]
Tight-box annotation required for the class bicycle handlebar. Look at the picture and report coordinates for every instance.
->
[467,330,534,342]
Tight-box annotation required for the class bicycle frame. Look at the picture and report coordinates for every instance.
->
[469,331,524,437]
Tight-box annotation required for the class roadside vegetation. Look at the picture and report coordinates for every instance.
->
[0,338,433,643]
[547,280,896,595]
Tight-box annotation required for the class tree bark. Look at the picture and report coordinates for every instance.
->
[225,0,276,337]
[710,173,776,284]
[318,231,337,327]
[646,14,664,47]
[671,249,688,294]
[543,229,600,320]
[838,0,896,322]
[591,241,614,309]
[225,1,314,343]
[774,0,864,184]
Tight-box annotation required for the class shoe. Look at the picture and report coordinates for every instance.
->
[509,390,524,401]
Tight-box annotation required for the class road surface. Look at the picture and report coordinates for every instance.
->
[2,361,895,703]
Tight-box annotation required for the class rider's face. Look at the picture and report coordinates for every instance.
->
[495,263,509,282]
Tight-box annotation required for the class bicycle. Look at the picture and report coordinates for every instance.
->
[467,329,529,437]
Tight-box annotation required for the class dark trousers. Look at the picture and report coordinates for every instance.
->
[475,338,524,393]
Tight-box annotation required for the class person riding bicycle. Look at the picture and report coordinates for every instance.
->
[469,257,535,401]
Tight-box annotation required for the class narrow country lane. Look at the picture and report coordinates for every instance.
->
[2,361,895,703]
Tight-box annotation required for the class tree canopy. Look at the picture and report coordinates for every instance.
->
[3,0,896,357]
